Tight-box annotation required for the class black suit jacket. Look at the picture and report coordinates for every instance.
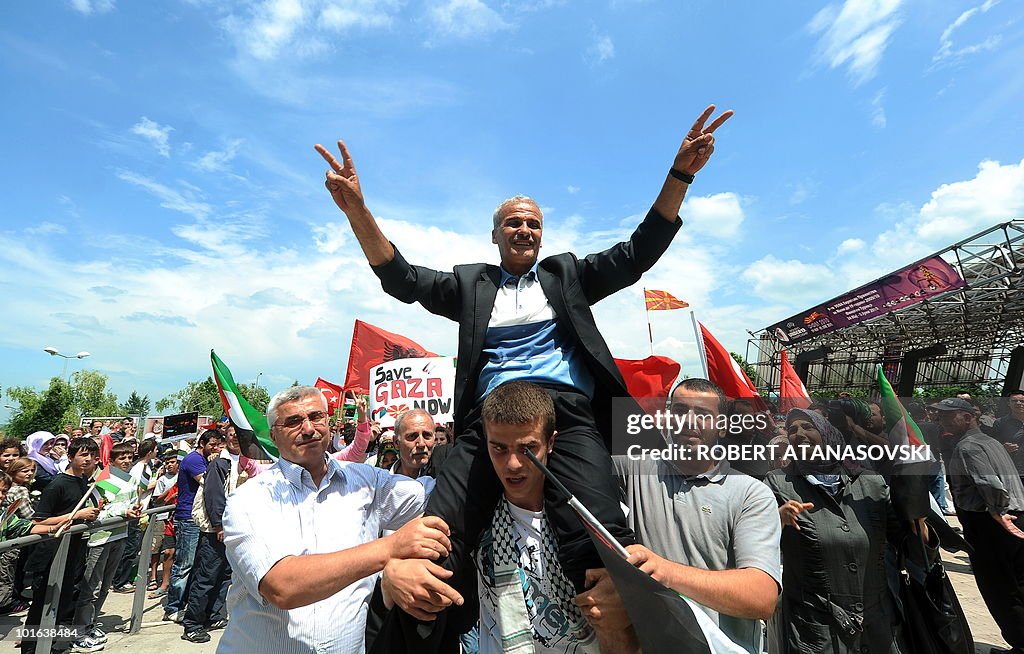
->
[371,207,682,442]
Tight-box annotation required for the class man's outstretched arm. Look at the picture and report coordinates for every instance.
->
[315,140,395,266]
[652,104,733,222]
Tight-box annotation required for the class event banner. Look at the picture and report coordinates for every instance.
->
[767,255,966,344]
[369,357,455,428]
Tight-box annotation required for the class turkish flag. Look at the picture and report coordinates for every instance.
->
[614,356,681,416]
[315,377,344,412]
[778,349,812,414]
[698,321,768,411]
[343,320,437,395]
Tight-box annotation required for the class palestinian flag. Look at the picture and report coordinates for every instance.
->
[211,350,278,461]
[644,288,689,311]
[176,440,191,461]
[877,365,934,522]
[96,465,134,500]
[877,365,926,448]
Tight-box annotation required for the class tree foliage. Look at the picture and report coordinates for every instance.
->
[4,377,74,438]
[730,352,761,385]
[71,370,120,420]
[156,377,271,417]
[120,390,151,417]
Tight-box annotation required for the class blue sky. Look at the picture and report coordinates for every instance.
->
[2,0,1023,420]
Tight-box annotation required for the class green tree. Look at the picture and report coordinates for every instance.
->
[156,377,272,417]
[3,377,73,438]
[731,352,761,386]
[71,370,120,419]
[120,390,151,417]
[238,383,270,414]
[156,377,222,417]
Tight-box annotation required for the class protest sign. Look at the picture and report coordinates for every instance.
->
[369,357,455,428]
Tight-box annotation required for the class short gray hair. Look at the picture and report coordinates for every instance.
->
[492,195,540,229]
[266,386,327,428]
[394,408,434,437]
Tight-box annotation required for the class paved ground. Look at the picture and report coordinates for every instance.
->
[0,515,1014,653]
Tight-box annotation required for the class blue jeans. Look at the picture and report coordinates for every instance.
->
[928,469,948,512]
[165,518,199,615]
[460,624,479,654]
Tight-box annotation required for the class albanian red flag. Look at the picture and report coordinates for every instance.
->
[342,320,436,395]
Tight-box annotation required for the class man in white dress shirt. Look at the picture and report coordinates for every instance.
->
[219,385,457,654]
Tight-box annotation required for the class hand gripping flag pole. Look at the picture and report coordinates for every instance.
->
[523,448,629,558]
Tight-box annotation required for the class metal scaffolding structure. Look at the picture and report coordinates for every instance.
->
[748,220,1024,395]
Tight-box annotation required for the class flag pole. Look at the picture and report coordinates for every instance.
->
[524,449,630,559]
[643,288,654,355]
[690,311,709,378]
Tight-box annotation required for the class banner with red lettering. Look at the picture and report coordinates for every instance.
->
[369,357,456,428]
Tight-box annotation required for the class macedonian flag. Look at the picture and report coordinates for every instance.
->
[644,288,689,311]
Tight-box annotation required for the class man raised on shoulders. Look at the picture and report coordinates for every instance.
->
[218,385,456,654]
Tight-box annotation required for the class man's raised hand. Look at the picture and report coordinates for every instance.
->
[672,105,733,176]
[315,140,365,216]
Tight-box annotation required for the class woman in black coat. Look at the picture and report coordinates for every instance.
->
[767,408,934,654]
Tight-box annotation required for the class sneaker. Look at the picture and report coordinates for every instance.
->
[88,626,108,644]
[181,630,211,644]
[207,619,228,630]
[69,636,105,653]
[163,610,182,623]
[113,583,135,593]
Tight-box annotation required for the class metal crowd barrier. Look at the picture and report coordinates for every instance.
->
[0,504,173,653]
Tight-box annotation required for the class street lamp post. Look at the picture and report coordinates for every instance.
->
[43,346,91,381]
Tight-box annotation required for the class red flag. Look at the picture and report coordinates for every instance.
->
[644,289,689,311]
[342,320,437,395]
[778,349,812,414]
[614,356,681,416]
[698,321,768,410]
[315,377,344,412]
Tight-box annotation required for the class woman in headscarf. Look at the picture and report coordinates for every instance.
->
[25,432,59,492]
[766,408,933,654]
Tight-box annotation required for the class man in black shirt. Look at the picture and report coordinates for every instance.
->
[23,437,101,654]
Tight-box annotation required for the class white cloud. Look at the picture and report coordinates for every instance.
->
[870,88,886,127]
[679,192,745,239]
[69,0,116,15]
[117,171,212,220]
[740,255,839,305]
[130,117,174,157]
[872,157,1024,262]
[567,185,580,194]
[225,0,402,61]
[427,0,510,41]
[24,222,69,237]
[587,33,615,63]
[193,139,244,173]
[933,0,1001,65]
[807,0,903,86]
[742,158,1024,321]
[836,238,865,255]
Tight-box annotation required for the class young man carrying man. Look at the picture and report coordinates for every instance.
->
[381,381,634,653]
[23,437,102,654]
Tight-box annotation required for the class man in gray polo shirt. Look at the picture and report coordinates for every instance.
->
[578,377,781,654]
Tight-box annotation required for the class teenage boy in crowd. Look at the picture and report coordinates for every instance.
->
[73,442,143,652]
[23,437,103,654]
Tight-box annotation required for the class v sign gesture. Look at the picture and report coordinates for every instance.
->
[673,104,733,176]
[313,139,394,265]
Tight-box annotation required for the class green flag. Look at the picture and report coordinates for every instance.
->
[211,350,278,460]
